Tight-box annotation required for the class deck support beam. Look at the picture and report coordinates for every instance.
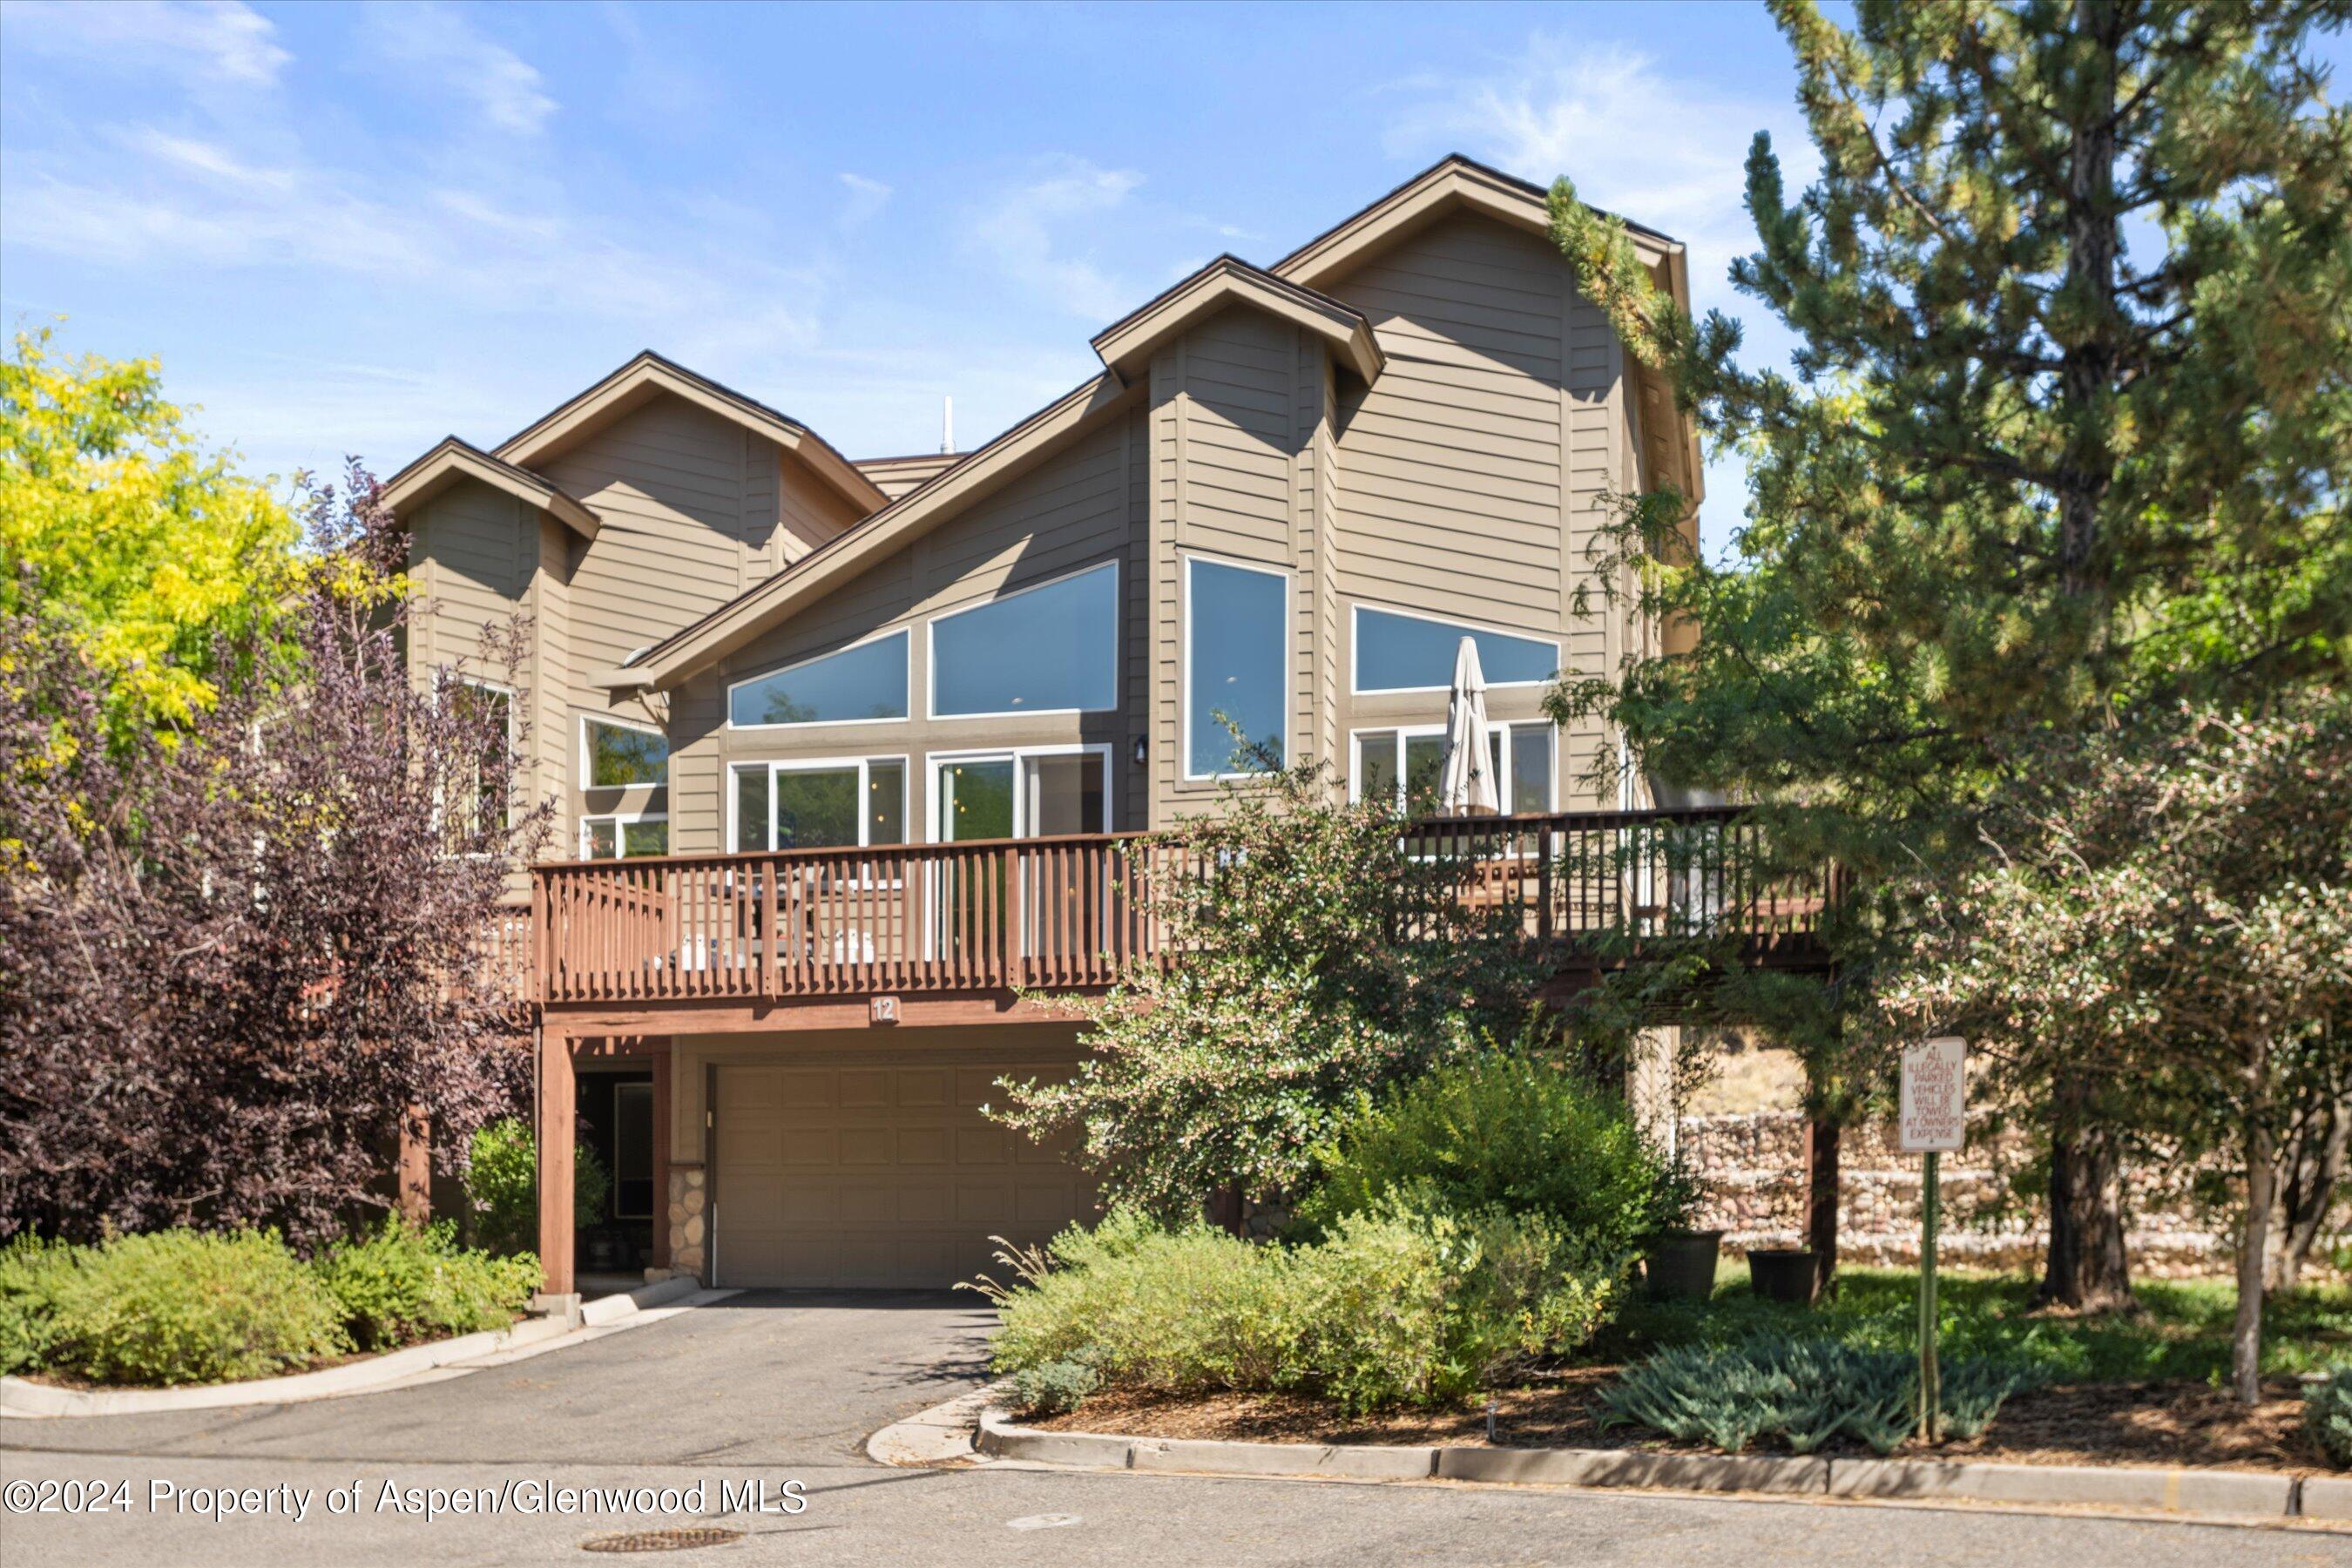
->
[537,1027,577,1297]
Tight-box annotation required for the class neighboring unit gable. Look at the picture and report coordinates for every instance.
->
[665,402,1147,854]
[1318,210,1620,805]
[539,394,851,714]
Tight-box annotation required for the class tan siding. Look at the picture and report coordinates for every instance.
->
[671,410,1146,848]
[540,397,767,717]
[774,449,863,569]
[1324,211,1622,805]
[1146,306,1317,823]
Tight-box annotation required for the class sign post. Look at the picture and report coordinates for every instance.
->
[1899,1037,1966,1443]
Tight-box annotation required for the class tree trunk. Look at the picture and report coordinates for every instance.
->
[2041,1098,2133,1312]
[1803,1114,1841,1294]
[2234,1114,2275,1407]
[2270,1095,2348,1290]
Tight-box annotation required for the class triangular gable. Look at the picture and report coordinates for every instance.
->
[382,436,600,539]
[1090,254,1383,384]
[494,351,887,517]
[594,372,1136,689]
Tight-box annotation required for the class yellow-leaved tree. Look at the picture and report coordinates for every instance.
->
[1,328,303,734]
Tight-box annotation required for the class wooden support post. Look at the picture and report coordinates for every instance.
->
[395,1105,431,1228]
[537,1029,578,1297]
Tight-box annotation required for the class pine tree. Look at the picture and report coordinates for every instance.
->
[1549,0,2352,1308]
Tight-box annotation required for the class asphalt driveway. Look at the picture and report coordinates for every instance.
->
[4,1291,2335,1565]
[0,1288,996,1468]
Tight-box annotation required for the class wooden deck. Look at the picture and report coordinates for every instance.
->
[523,807,1835,1036]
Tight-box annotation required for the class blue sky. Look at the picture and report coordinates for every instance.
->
[9,3,2329,559]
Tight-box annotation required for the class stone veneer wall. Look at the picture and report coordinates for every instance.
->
[1680,1111,2254,1277]
[666,1165,706,1281]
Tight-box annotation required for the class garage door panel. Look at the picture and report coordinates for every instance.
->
[838,1069,891,1107]
[898,1069,950,1106]
[838,1127,893,1165]
[956,1126,1010,1164]
[715,1054,1092,1289]
[781,1130,840,1166]
[895,1127,950,1165]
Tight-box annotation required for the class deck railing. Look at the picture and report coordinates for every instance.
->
[526,807,1835,1008]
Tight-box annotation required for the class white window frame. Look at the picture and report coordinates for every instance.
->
[1348,601,1562,696]
[923,742,1116,843]
[1345,721,1557,815]
[1180,552,1292,781]
[725,754,911,853]
[925,559,1122,721]
[724,627,913,732]
[578,811,670,861]
[578,713,668,790]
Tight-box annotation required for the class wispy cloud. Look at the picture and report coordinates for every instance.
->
[1382,36,1808,296]
[963,157,1145,322]
[359,3,556,135]
[0,0,290,89]
[838,172,892,228]
[7,127,816,346]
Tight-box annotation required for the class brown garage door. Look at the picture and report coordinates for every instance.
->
[712,1052,1093,1289]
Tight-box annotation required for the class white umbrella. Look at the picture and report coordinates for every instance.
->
[1439,636,1500,814]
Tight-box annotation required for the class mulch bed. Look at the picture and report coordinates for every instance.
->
[1031,1373,2330,1475]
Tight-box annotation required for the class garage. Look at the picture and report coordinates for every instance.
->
[709,1037,1095,1289]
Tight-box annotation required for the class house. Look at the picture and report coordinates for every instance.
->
[384,155,1720,1298]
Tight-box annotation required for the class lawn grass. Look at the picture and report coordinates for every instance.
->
[1594,1263,2352,1386]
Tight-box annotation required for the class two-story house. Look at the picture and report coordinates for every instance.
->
[384,155,1706,1297]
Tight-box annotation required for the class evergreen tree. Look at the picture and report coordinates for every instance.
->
[1548,0,2351,1308]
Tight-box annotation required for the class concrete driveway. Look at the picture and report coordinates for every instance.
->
[3,1291,2335,1565]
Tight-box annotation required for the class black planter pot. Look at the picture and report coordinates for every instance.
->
[1640,1229,1724,1301]
[1748,1247,1821,1306]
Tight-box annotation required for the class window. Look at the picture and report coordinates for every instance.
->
[727,631,909,728]
[583,717,667,787]
[1352,723,1554,815]
[929,562,1118,717]
[1184,557,1288,778]
[1352,606,1558,693]
[730,757,906,851]
[582,814,668,859]
[449,679,513,836]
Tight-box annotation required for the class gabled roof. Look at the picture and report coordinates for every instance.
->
[1272,152,1680,286]
[593,373,1137,689]
[495,350,888,517]
[602,154,1700,693]
[381,436,601,539]
[1090,255,1383,384]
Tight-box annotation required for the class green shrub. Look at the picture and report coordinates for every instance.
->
[0,1234,70,1376]
[1296,1055,1661,1270]
[1599,1333,2042,1455]
[976,1202,1622,1415]
[313,1218,540,1352]
[38,1230,348,1387]
[982,1212,1301,1396]
[1005,1358,1100,1417]
[465,1119,607,1254]
[2305,1367,2352,1469]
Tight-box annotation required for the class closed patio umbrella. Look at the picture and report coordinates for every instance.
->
[1439,635,1500,814]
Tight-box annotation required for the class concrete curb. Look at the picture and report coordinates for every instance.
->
[0,1277,733,1419]
[865,1381,1008,1467]
[972,1408,2342,1523]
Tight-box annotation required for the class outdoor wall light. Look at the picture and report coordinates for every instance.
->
[1131,734,1147,767]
